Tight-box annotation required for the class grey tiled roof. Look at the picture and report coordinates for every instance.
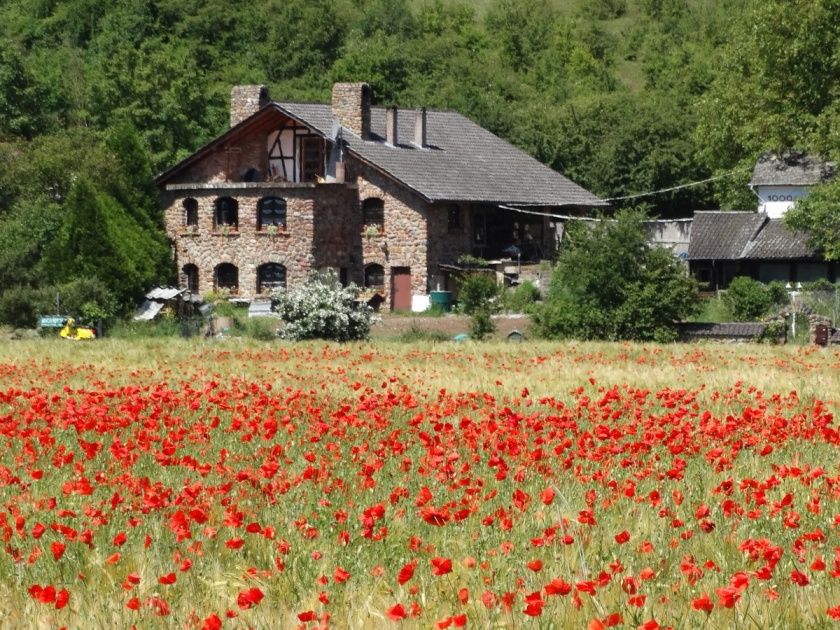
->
[750,152,835,187]
[746,219,815,259]
[688,212,765,259]
[688,211,818,261]
[276,103,606,207]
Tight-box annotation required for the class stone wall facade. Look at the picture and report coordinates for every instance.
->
[163,182,357,297]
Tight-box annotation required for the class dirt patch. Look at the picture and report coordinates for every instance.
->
[369,313,532,341]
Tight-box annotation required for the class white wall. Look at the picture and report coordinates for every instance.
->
[754,185,808,218]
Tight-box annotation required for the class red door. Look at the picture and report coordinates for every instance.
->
[391,267,411,311]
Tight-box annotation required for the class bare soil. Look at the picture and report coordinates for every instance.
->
[369,312,532,341]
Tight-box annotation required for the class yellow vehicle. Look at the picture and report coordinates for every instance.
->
[59,318,96,341]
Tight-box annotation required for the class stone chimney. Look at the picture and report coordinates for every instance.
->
[414,107,427,148]
[230,85,270,127]
[332,82,371,140]
[385,107,398,147]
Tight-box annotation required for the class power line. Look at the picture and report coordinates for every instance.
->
[602,169,746,202]
[497,204,693,224]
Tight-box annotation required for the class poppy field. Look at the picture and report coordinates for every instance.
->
[0,339,837,629]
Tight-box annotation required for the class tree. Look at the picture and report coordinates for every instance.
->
[534,210,699,341]
[784,178,840,260]
[43,176,170,310]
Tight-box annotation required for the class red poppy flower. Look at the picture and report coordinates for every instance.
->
[158,573,177,585]
[237,587,264,609]
[431,557,452,576]
[692,593,713,613]
[397,561,416,585]
[387,603,407,620]
[202,613,222,630]
[614,531,630,544]
[334,567,350,583]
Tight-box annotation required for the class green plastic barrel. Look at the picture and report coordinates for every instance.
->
[429,290,452,312]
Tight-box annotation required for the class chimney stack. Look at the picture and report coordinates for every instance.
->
[386,107,398,147]
[331,82,371,140]
[230,85,270,127]
[414,107,427,148]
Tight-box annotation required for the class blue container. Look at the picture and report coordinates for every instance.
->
[429,290,453,312]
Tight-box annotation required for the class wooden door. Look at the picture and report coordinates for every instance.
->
[391,267,411,311]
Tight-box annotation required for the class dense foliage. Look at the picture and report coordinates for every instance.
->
[273,270,373,341]
[1,0,838,323]
[722,277,788,322]
[535,211,699,341]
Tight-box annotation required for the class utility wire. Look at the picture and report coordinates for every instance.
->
[602,168,747,202]
[498,205,693,224]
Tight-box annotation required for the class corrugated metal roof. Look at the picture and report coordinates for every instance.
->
[145,286,184,300]
[133,300,164,321]
[248,301,280,318]
[679,322,767,338]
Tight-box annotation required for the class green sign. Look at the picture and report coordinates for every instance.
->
[39,316,66,328]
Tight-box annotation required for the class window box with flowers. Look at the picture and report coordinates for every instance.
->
[363,223,384,240]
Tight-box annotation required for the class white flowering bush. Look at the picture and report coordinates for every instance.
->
[272,270,374,341]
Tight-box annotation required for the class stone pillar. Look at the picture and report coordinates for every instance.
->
[331,83,371,140]
[230,85,270,127]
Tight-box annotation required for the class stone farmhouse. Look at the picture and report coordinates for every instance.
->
[155,83,605,309]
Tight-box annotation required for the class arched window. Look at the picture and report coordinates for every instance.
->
[215,263,239,292]
[183,264,199,293]
[257,263,287,293]
[365,264,385,289]
[214,197,238,229]
[183,198,198,227]
[362,198,384,228]
[258,197,287,230]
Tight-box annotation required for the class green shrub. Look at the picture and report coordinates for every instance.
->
[723,277,782,321]
[469,308,496,341]
[504,281,540,313]
[457,273,499,315]
[273,270,373,341]
[108,318,182,338]
[534,210,699,341]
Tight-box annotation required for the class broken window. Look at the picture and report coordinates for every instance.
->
[214,197,238,229]
[215,263,239,292]
[258,197,287,229]
[362,198,384,228]
[257,263,287,293]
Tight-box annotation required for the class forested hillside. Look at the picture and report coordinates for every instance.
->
[0,0,838,324]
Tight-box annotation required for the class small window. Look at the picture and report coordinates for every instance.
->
[184,198,198,227]
[215,263,239,292]
[365,264,385,289]
[215,197,238,229]
[183,264,199,293]
[447,205,461,231]
[258,197,287,230]
[257,263,287,293]
[362,198,384,228]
